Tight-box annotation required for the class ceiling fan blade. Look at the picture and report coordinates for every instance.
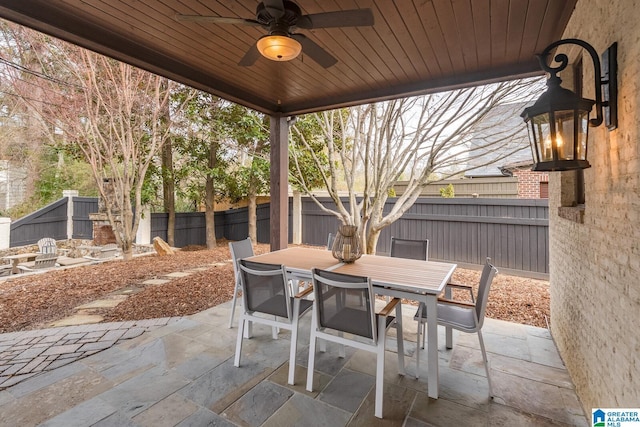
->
[238,43,261,66]
[263,0,286,19]
[291,34,337,68]
[296,9,374,29]
[174,14,263,27]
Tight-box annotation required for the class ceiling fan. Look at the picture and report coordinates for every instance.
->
[175,0,374,68]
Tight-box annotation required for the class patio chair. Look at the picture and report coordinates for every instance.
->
[234,259,313,385]
[0,263,13,276]
[228,238,254,329]
[327,232,335,250]
[389,236,429,261]
[306,268,405,419]
[17,252,58,272]
[37,237,58,255]
[414,257,498,396]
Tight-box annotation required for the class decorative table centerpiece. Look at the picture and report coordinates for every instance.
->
[331,224,362,263]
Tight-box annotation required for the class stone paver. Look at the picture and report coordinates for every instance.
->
[49,315,104,328]
[0,318,180,390]
[142,278,171,286]
[164,272,192,278]
[74,297,127,310]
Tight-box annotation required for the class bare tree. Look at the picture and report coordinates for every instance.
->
[290,79,541,253]
[11,37,193,258]
[58,51,188,259]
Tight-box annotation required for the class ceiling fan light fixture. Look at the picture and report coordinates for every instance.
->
[256,35,301,61]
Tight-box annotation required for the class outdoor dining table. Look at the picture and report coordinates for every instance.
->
[2,252,41,274]
[246,246,457,399]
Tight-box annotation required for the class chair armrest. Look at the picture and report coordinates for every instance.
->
[295,285,314,299]
[446,280,475,302]
[378,297,401,317]
[437,297,476,309]
[447,280,472,291]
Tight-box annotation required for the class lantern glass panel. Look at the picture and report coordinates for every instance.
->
[576,111,589,160]
[531,113,552,161]
[554,110,575,161]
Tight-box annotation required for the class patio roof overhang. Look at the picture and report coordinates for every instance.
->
[0,0,576,116]
[0,0,577,248]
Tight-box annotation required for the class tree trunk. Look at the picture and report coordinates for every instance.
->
[162,143,175,247]
[121,241,133,261]
[248,192,257,243]
[161,82,175,247]
[204,141,217,248]
[365,228,381,255]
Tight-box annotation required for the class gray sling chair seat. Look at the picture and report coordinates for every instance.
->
[228,238,255,329]
[306,268,405,419]
[414,257,498,397]
[234,259,313,385]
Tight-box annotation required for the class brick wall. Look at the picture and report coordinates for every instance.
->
[512,169,549,198]
[92,223,116,246]
[549,0,640,413]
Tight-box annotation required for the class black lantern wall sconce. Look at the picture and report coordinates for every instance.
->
[521,39,617,171]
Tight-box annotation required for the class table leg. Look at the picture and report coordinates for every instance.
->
[426,294,439,399]
[445,286,453,349]
[415,303,423,379]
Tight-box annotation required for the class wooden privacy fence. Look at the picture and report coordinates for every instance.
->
[9,198,68,247]
[300,197,549,274]
[10,196,98,247]
[8,195,548,274]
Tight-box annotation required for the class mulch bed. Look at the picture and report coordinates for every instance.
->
[0,241,549,333]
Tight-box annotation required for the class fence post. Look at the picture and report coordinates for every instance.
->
[63,189,79,240]
[136,206,151,245]
[292,191,302,244]
[0,217,10,249]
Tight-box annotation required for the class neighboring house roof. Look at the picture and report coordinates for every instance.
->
[499,160,536,176]
[462,102,534,177]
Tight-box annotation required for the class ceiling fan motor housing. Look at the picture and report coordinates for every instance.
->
[256,0,301,29]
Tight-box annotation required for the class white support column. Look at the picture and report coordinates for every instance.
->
[292,191,302,245]
[0,217,10,249]
[136,206,151,245]
[62,190,79,240]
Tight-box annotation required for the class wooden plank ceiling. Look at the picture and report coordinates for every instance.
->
[0,0,576,115]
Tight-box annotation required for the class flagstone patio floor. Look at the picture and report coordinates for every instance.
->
[0,301,588,426]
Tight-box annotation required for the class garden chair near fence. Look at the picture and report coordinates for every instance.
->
[326,232,335,250]
[17,253,58,273]
[0,263,13,276]
[37,237,58,255]
[387,237,429,304]
[389,236,429,261]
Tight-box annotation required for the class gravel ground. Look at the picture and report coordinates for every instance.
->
[0,241,550,333]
